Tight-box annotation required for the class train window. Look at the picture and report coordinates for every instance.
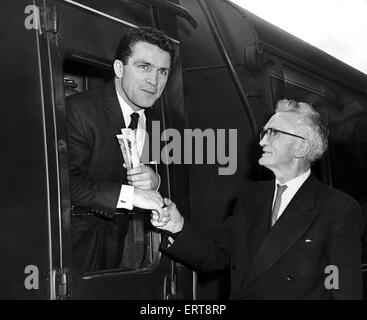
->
[64,59,113,95]
[66,0,180,41]
[327,104,367,264]
[63,58,161,276]
[69,0,152,28]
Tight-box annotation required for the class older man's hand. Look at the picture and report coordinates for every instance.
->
[151,198,184,234]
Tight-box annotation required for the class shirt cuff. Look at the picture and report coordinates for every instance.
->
[116,184,134,210]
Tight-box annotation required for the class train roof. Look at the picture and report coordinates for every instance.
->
[226,1,367,94]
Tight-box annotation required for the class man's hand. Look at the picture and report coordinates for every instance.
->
[151,198,184,234]
[127,164,159,190]
[133,188,164,214]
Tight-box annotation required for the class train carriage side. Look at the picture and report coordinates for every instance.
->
[176,0,367,299]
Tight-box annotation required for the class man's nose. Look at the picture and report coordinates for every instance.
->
[147,69,158,86]
[259,135,268,147]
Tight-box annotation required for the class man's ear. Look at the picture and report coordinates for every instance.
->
[295,139,310,158]
[113,60,124,78]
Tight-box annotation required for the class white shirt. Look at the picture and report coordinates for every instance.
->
[115,87,146,210]
[116,91,146,157]
[272,169,311,222]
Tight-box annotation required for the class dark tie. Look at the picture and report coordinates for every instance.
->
[128,112,139,130]
[271,184,287,227]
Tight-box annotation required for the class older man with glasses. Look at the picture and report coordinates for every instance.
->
[153,99,364,300]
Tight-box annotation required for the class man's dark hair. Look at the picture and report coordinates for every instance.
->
[115,27,175,65]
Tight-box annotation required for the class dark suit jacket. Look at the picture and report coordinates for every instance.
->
[164,174,363,299]
[66,80,159,272]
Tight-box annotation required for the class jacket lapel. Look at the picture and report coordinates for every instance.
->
[246,182,274,261]
[243,174,320,290]
[103,80,126,134]
[102,81,126,180]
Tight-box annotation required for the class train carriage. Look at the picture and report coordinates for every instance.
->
[0,0,366,299]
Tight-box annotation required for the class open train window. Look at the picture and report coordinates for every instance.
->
[63,58,161,276]
[64,59,113,95]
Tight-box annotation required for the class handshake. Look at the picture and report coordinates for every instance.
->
[127,165,183,234]
[150,198,184,234]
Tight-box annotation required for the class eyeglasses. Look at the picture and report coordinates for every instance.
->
[259,127,305,141]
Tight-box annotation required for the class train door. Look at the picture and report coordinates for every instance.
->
[0,0,61,299]
[36,0,195,299]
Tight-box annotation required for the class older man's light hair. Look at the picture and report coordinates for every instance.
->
[275,99,329,163]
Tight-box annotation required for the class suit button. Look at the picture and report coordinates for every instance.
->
[231,265,236,270]
[286,274,295,281]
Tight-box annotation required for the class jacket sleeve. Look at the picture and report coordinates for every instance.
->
[66,98,121,218]
[161,215,233,272]
[327,199,363,299]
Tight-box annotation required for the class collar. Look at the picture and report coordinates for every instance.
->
[115,84,145,126]
[275,169,311,191]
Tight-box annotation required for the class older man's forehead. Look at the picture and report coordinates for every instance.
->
[266,112,299,129]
